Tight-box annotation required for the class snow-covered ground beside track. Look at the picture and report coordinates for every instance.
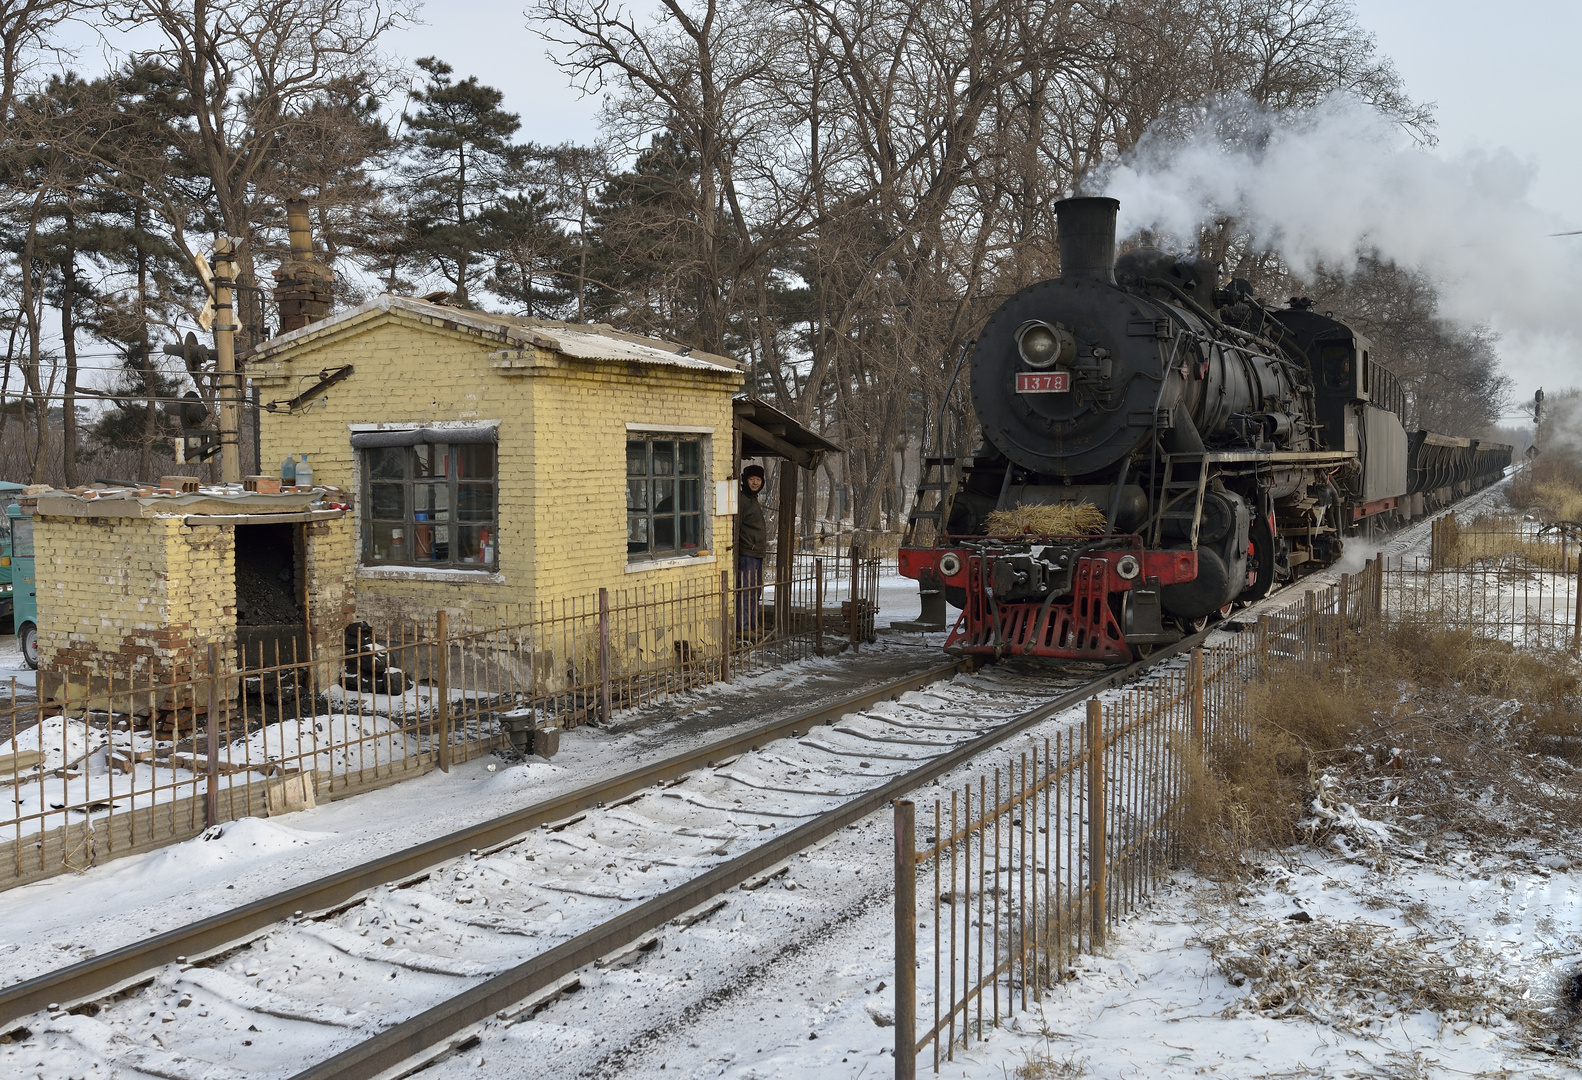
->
[0,636,937,990]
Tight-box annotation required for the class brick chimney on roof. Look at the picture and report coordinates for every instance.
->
[272,199,335,333]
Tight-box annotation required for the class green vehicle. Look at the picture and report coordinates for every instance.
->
[0,482,37,669]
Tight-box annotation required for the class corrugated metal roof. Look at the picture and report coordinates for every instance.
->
[250,294,741,375]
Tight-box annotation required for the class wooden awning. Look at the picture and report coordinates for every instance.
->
[733,397,843,469]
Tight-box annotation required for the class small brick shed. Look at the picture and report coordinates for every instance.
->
[246,294,746,629]
[30,489,354,710]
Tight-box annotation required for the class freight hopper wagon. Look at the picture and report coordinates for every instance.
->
[899,197,1511,662]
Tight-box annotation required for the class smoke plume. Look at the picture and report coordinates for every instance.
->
[1098,97,1582,384]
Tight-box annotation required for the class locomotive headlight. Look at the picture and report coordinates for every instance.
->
[1015,321,1076,369]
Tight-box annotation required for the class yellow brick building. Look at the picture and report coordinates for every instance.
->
[29,491,355,709]
[248,295,745,630]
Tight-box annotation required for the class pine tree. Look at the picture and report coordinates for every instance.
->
[481,189,571,317]
[396,58,525,306]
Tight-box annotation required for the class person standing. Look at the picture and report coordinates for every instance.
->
[737,464,768,638]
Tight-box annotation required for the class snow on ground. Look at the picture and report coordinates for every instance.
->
[0,641,941,987]
[0,634,35,696]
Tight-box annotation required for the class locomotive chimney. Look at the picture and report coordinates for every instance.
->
[1056,196,1120,284]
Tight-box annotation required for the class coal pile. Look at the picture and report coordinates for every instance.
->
[236,558,301,626]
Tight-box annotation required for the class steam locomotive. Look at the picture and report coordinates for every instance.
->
[898,197,1511,661]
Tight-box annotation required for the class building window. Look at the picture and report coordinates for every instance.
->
[362,442,497,569]
[627,435,705,560]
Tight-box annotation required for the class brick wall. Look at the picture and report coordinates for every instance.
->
[35,515,235,708]
[251,307,744,634]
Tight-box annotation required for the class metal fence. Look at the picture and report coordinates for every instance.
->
[894,558,1397,1076]
[893,534,1582,1074]
[0,546,883,890]
[1405,513,1582,653]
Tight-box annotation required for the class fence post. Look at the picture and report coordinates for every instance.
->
[1086,698,1106,948]
[1189,647,1204,747]
[598,588,612,724]
[849,538,861,655]
[1371,557,1384,622]
[1305,590,1317,668]
[1573,556,1582,656]
[894,799,917,1080]
[815,557,825,657]
[719,570,732,682]
[205,642,220,828]
[436,609,451,773]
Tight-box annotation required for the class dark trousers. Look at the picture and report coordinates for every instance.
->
[737,556,764,633]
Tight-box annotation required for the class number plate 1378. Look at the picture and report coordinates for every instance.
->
[1016,371,1070,393]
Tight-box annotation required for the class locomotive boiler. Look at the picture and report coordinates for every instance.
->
[898,196,1509,661]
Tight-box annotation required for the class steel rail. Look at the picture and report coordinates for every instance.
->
[0,661,964,1026]
[288,630,1212,1080]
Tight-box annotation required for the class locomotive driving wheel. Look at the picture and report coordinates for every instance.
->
[1240,513,1276,602]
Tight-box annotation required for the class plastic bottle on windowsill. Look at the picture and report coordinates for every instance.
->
[296,454,314,489]
[281,455,296,487]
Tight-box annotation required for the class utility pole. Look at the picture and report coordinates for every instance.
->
[212,238,242,483]
[1535,388,1545,455]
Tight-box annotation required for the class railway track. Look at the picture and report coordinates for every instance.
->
[0,630,1211,1080]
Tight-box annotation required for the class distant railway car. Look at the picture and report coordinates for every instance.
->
[899,197,1510,662]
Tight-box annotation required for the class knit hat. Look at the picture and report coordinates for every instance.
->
[741,464,766,483]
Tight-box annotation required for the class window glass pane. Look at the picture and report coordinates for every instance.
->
[679,440,700,475]
[370,483,404,520]
[653,513,676,552]
[413,444,447,479]
[454,525,487,565]
[456,443,494,480]
[626,478,648,512]
[654,478,675,513]
[627,516,649,554]
[368,447,405,479]
[681,514,701,548]
[627,440,648,476]
[369,522,408,562]
[679,477,700,513]
[10,517,32,558]
[652,440,674,475]
[457,483,494,522]
[414,483,450,521]
[413,518,443,562]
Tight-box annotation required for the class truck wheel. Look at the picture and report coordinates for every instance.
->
[19,622,37,670]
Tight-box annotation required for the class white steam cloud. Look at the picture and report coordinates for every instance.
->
[1099,96,1582,389]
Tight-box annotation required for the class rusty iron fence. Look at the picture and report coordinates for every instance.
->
[0,546,883,890]
[1408,512,1582,653]
[891,556,1420,1076]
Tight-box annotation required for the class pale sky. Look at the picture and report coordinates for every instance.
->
[380,1,1581,221]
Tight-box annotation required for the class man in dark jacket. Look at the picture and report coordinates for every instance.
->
[737,464,768,637]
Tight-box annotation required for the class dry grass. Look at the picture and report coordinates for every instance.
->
[1013,1049,1088,1079]
[1201,916,1534,1033]
[984,502,1106,537]
[1435,513,1574,570]
[1509,454,1582,523]
[1181,623,1582,870]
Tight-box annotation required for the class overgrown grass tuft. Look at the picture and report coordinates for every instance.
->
[1180,623,1582,870]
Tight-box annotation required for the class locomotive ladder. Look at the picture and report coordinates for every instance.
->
[903,456,957,547]
[1150,452,1211,549]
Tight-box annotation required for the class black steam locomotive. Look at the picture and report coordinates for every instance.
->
[898,197,1510,661]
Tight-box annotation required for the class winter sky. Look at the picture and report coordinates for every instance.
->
[381,1,1581,225]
